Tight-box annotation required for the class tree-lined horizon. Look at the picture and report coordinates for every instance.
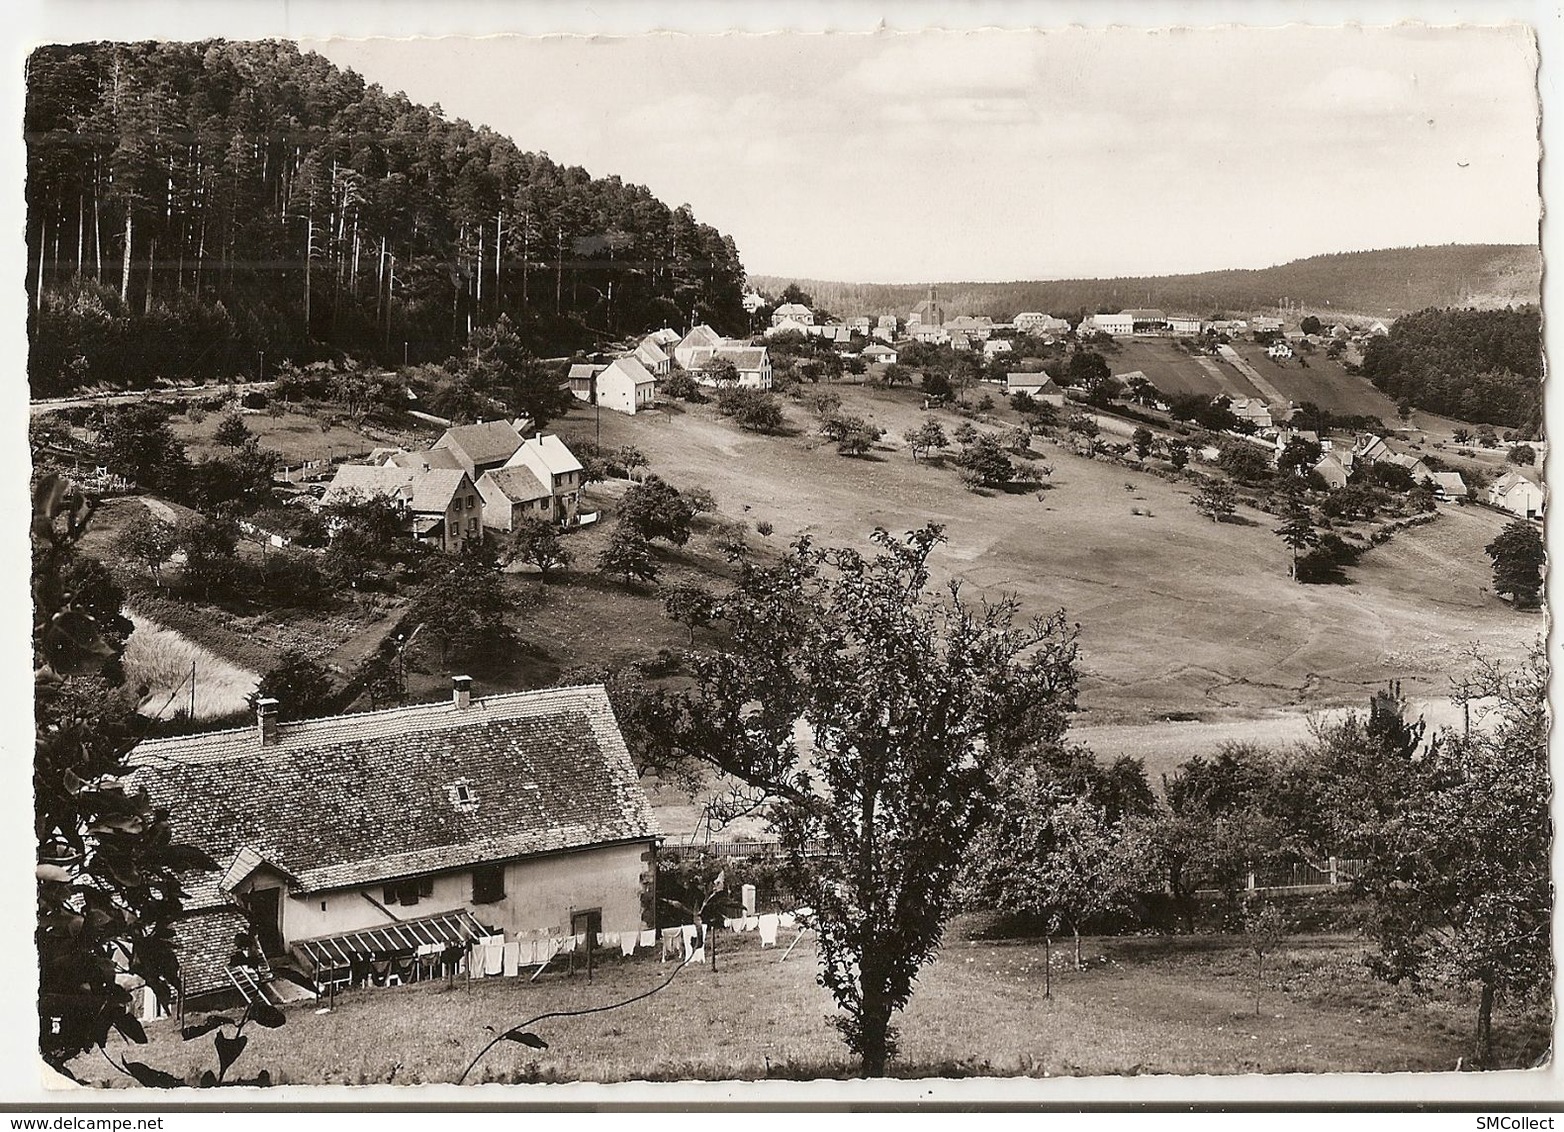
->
[25,40,749,395]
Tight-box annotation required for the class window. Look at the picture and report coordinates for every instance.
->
[383,878,432,907]
[472,864,505,904]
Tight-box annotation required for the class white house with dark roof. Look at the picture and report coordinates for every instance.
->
[633,335,672,378]
[1005,374,1067,405]
[1429,471,1469,502]
[771,302,815,327]
[1487,471,1545,520]
[129,683,661,1005]
[596,356,658,415]
[673,324,725,369]
[684,344,773,390]
[503,433,585,526]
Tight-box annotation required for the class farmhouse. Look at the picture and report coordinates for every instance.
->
[673,324,725,368]
[1487,471,1545,520]
[684,344,774,389]
[949,331,973,352]
[1089,313,1133,337]
[1352,435,1393,465]
[634,335,672,378]
[765,317,812,339]
[1267,341,1294,360]
[911,324,950,345]
[476,465,554,531]
[128,683,661,1007]
[320,464,482,554]
[384,447,463,473]
[501,433,585,526]
[1429,471,1469,502]
[1229,398,1273,430]
[1312,454,1350,491]
[982,338,1014,358]
[1381,452,1435,485]
[847,317,872,334]
[862,343,898,365]
[946,315,995,341]
[1006,374,1067,405]
[1123,309,1171,335]
[430,419,526,478]
[1013,312,1070,336]
[741,290,766,314]
[804,324,853,343]
[1252,316,1284,334]
[1169,316,1204,335]
[591,356,658,416]
[567,363,607,404]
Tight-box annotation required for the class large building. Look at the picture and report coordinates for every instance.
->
[909,285,944,329]
[129,683,662,1008]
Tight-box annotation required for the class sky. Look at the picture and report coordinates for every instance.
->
[307,26,1541,284]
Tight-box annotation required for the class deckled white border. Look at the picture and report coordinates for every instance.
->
[0,0,1556,1110]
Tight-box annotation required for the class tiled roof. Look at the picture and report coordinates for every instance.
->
[774,303,812,317]
[716,346,767,372]
[678,325,723,352]
[568,363,607,382]
[174,907,252,997]
[510,434,583,477]
[387,447,464,472]
[605,356,656,387]
[1123,308,1168,320]
[635,338,669,366]
[321,465,415,507]
[435,420,524,469]
[408,469,471,513]
[1007,374,1062,394]
[130,685,662,911]
[1431,472,1468,495]
[480,465,551,504]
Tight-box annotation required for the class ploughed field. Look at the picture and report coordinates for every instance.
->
[549,385,1536,729]
[73,930,1547,1086]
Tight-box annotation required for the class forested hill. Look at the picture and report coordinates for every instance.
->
[753,245,1541,323]
[25,40,748,396]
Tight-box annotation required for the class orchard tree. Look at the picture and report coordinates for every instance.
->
[620,476,698,547]
[110,514,180,584]
[213,411,252,451]
[650,526,1082,1074]
[505,516,574,577]
[1193,480,1237,523]
[1167,440,1190,470]
[597,522,659,588]
[1131,427,1153,460]
[663,584,719,644]
[902,420,948,462]
[1485,520,1544,608]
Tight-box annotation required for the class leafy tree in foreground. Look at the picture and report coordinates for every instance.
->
[1485,520,1544,609]
[655,526,1082,1074]
[620,476,698,547]
[32,476,216,1078]
[902,420,948,462]
[1358,642,1550,1066]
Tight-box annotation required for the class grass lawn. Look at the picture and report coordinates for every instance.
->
[71,929,1547,1087]
[1223,340,1405,421]
[544,391,1536,728]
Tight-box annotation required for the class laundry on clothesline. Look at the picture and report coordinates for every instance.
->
[502,942,520,977]
[620,931,637,958]
[758,913,780,948]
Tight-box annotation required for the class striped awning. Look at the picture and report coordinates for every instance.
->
[292,910,491,969]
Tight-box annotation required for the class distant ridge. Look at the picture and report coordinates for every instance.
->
[752,244,1540,323]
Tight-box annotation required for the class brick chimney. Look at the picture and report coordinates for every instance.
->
[452,675,472,710]
[256,698,280,746]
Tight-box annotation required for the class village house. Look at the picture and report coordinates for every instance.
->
[1005,373,1067,406]
[127,682,662,1009]
[321,464,482,554]
[634,334,672,378]
[741,290,766,314]
[982,338,1013,358]
[582,356,658,416]
[945,315,995,341]
[1229,397,1274,430]
[430,419,526,479]
[647,327,682,349]
[861,343,898,365]
[1252,316,1285,334]
[501,433,585,526]
[1088,312,1133,337]
[1123,309,1171,335]
[476,464,554,532]
[847,317,872,335]
[1311,453,1351,490]
[567,362,607,404]
[673,324,725,369]
[1487,471,1545,520]
[764,317,812,339]
[771,302,815,327]
[1352,434,1394,465]
[1268,340,1294,360]
[1381,452,1435,486]
[1429,471,1469,503]
[948,331,973,352]
[803,324,853,344]
[684,343,774,389]
[1169,316,1204,335]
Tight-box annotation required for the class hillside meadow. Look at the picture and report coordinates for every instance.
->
[548,387,1535,728]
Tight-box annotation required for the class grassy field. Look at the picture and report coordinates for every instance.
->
[546,390,1537,727]
[122,611,260,721]
[71,929,1547,1086]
